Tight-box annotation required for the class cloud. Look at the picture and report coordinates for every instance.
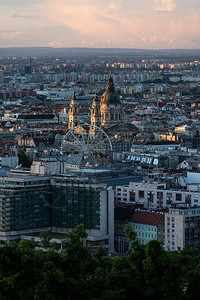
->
[1,0,200,49]
[11,14,39,18]
[0,25,78,47]
[0,30,24,41]
[154,0,176,12]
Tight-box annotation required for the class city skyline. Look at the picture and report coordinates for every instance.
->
[1,0,200,49]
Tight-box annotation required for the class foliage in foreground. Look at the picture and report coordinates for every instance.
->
[0,225,199,300]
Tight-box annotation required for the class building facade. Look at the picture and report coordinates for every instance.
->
[0,171,114,252]
[116,181,200,208]
[165,207,200,251]
[68,75,124,130]
[129,211,165,245]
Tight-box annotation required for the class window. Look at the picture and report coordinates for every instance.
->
[176,194,182,201]
[185,195,191,204]
[157,192,163,200]
[167,193,172,197]
[139,191,144,198]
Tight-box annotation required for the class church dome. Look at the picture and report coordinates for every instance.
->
[100,76,121,105]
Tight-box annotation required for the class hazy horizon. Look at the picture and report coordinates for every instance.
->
[1,46,200,58]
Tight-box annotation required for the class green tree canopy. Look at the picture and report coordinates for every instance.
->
[0,225,198,299]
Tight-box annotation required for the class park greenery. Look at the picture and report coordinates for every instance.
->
[0,224,199,299]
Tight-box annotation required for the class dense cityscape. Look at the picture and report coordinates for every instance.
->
[1,48,200,298]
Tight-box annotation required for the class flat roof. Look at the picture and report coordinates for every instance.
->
[70,169,111,174]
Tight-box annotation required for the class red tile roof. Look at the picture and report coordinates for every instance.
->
[129,211,165,226]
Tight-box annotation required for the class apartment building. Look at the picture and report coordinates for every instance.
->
[116,181,200,209]
[129,211,165,245]
[165,207,200,251]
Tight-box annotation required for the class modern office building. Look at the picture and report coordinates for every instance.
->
[0,169,114,252]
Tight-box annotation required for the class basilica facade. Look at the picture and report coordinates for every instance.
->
[68,75,137,153]
[68,75,125,130]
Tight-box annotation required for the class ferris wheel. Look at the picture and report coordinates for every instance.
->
[61,124,112,157]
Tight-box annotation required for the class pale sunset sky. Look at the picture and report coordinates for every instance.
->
[0,0,200,49]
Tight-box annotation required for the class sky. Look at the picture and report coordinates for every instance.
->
[0,0,200,49]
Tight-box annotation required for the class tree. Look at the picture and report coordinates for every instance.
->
[39,231,52,249]
[18,150,31,168]
[124,223,137,249]
[0,225,197,299]
[143,240,184,299]
[67,224,88,245]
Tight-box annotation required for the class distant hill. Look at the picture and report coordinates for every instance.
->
[1,47,200,57]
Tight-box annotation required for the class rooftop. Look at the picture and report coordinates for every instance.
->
[129,211,165,226]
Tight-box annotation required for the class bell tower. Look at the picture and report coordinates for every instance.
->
[68,90,79,129]
[91,92,101,127]
[90,91,101,134]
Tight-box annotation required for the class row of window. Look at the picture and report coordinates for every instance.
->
[132,224,157,231]
[137,232,157,239]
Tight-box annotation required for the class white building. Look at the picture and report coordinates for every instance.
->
[31,160,66,175]
[0,156,19,168]
[116,180,200,208]
[165,207,200,251]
